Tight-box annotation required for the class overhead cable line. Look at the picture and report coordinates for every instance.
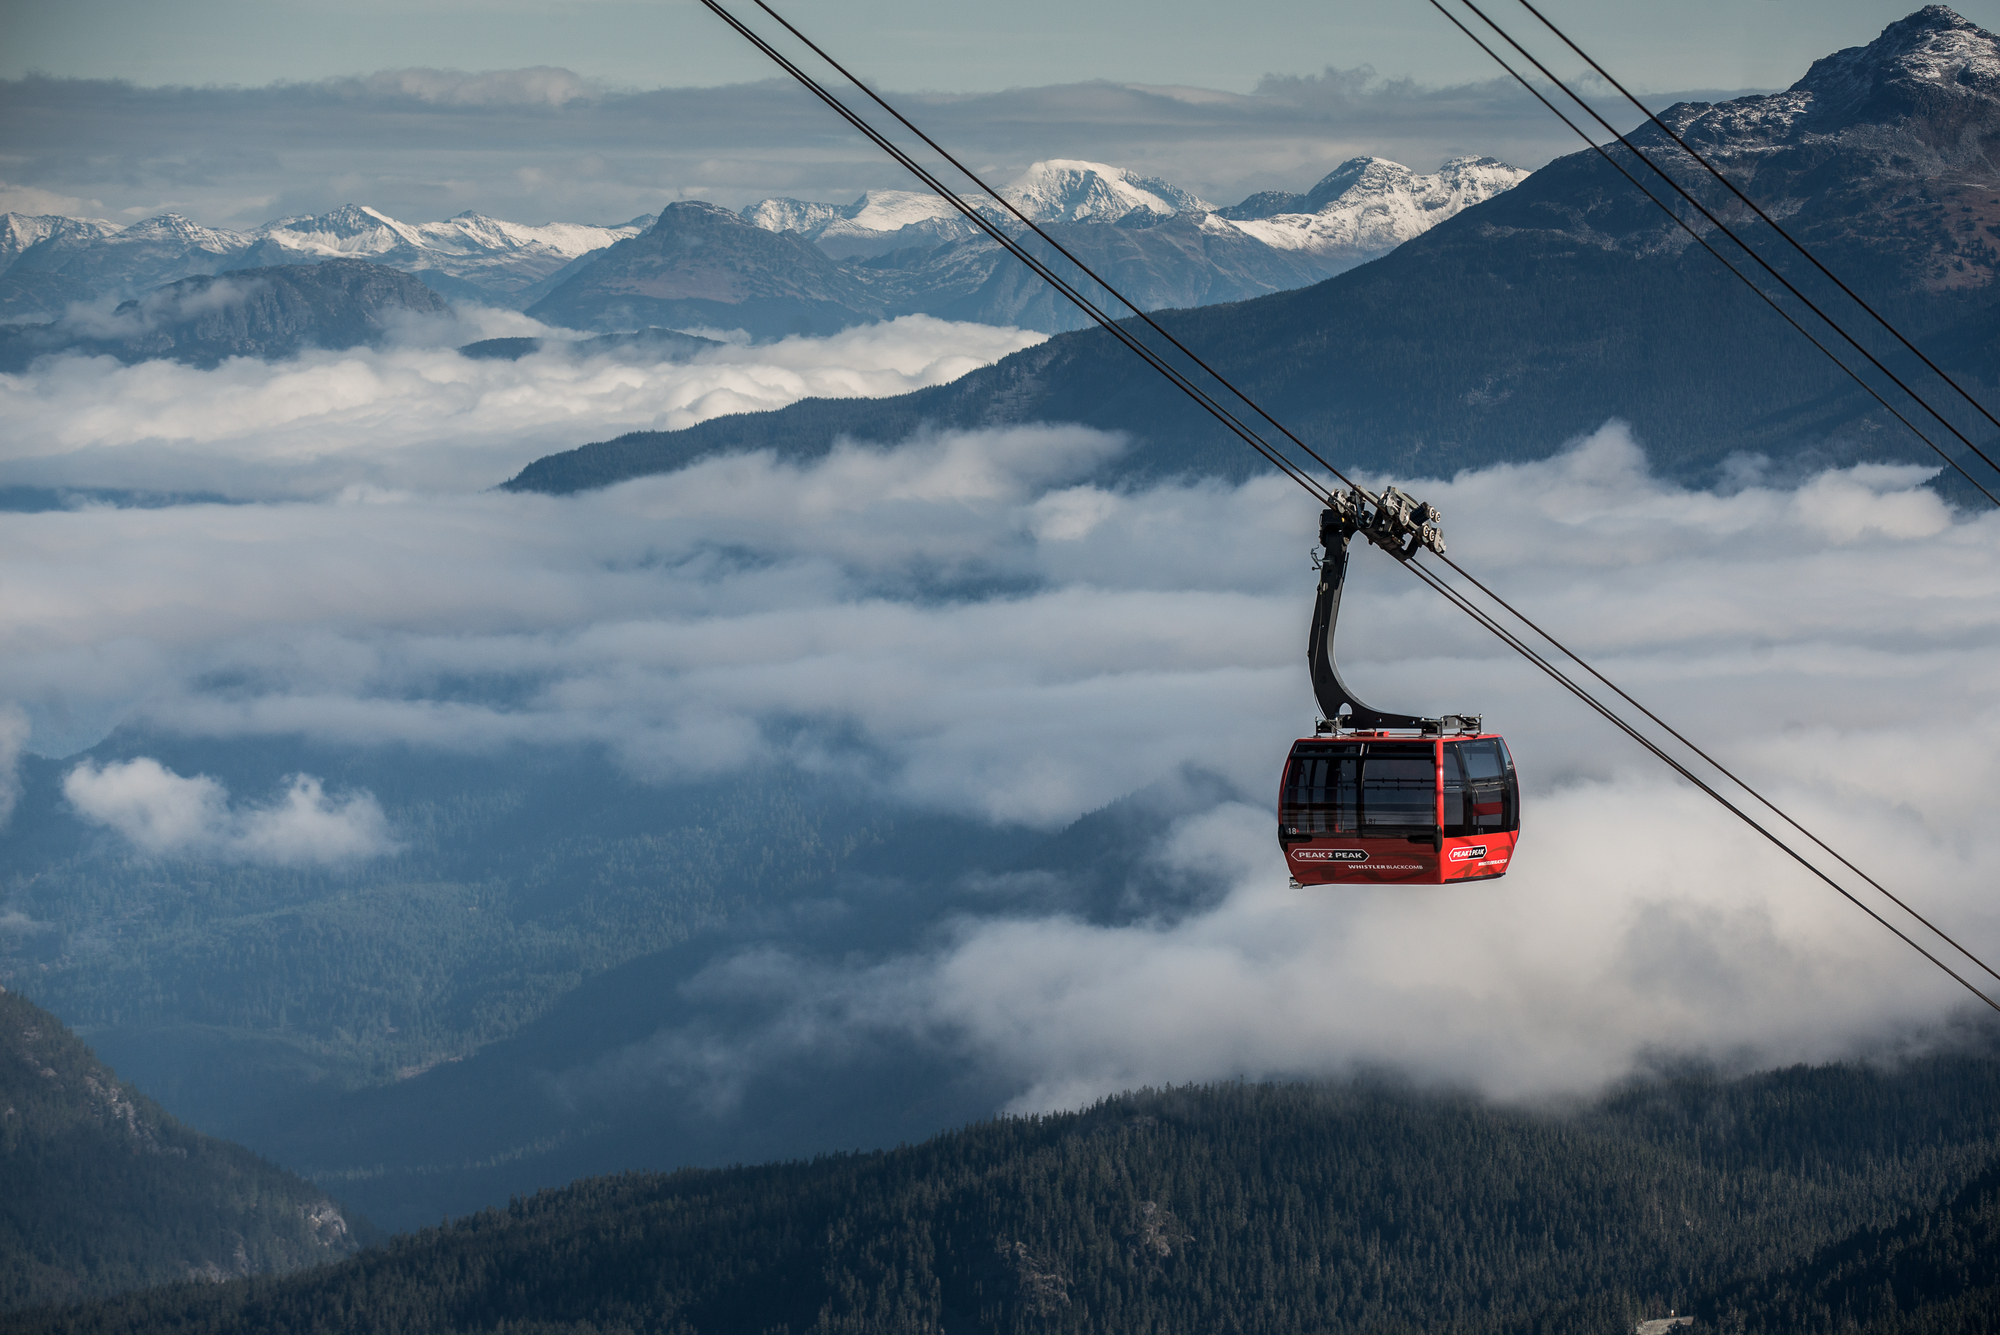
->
[1426,0,2000,985]
[734,0,1375,501]
[1423,1,2000,989]
[1424,0,2000,979]
[1425,0,2000,510]
[1513,0,2000,461]
[694,2,1334,501]
[1439,0,2000,502]
[1396,554,2000,1014]
[1428,547,2000,989]
[696,0,2000,1012]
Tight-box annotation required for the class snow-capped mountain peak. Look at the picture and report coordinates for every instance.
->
[745,190,963,236]
[838,190,963,232]
[743,198,845,234]
[1000,160,1214,223]
[0,212,124,272]
[1221,155,1529,266]
[427,211,652,259]
[259,204,425,255]
[739,190,981,259]
[1795,3,2000,119]
[249,204,650,264]
[113,213,251,253]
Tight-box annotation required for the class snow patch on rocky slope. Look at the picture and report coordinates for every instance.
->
[1223,156,1530,261]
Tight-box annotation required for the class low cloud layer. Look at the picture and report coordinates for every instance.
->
[64,758,396,864]
[0,315,1043,497]
[758,769,1994,1108]
[2,299,1995,1106]
[0,706,27,832]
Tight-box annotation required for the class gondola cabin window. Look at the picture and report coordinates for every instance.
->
[1443,739,1519,836]
[1282,742,1438,839]
[1281,743,1358,836]
[1361,744,1438,837]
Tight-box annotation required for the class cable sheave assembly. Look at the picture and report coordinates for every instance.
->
[696,0,2000,1013]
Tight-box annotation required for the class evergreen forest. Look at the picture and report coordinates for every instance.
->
[11,1048,2000,1334]
[0,989,371,1311]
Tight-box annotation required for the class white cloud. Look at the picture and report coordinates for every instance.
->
[0,705,27,830]
[62,758,396,865]
[0,315,1045,498]
[0,180,111,218]
[892,770,1991,1106]
[4,390,1998,1102]
[354,67,603,109]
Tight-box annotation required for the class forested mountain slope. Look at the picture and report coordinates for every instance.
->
[15,1055,2000,1335]
[506,6,2000,497]
[0,736,1234,1232]
[0,988,368,1312]
[1698,1154,2000,1332]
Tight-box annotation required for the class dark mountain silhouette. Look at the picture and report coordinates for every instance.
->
[505,6,2000,497]
[0,987,369,1311]
[0,259,450,370]
[457,325,725,362]
[526,201,886,338]
[14,1058,2000,1335]
[854,212,1343,332]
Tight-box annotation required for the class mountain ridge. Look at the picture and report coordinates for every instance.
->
[13,1058,2000,1333]
[0,150,1524,337]
[0,205,650,319]
[0,985,370,1310]
[0,260,452,370]
[503,5,2000,496]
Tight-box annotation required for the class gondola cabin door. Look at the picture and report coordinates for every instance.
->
[1280,734,1519,886]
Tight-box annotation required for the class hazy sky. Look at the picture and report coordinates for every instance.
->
[5,2,1995,224]
[6,0,1996,95]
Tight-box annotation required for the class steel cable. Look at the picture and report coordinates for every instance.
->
[1424,0,2000,987]
[1398,552,2000,1014]
[1512,0,2000,465]
[697,0,2000,1011]
[1426,0,2000,510]
[1444,0,2000,496]
[695,0,1335,500]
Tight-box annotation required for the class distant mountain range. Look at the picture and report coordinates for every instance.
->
[0,206,650,322]
[509,5,2000,495]
[0,261,450,371]
[0,154,1525,341]
[527,154,1525,337]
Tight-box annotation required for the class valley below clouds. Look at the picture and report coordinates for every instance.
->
[4,315,1996,1163]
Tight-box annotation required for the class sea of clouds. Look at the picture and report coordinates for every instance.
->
[2,319,1997,1108]
[0,312,1044,498]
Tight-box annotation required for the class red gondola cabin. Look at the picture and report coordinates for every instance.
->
[1279,732,1520,886]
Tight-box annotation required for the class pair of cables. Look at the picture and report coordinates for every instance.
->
[696,0,2000,1013]
[694,0,1341,504]
[1434,0,2000,508]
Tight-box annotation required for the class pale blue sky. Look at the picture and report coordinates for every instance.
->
[3,1,1993,227]
[4,0,1994,94]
